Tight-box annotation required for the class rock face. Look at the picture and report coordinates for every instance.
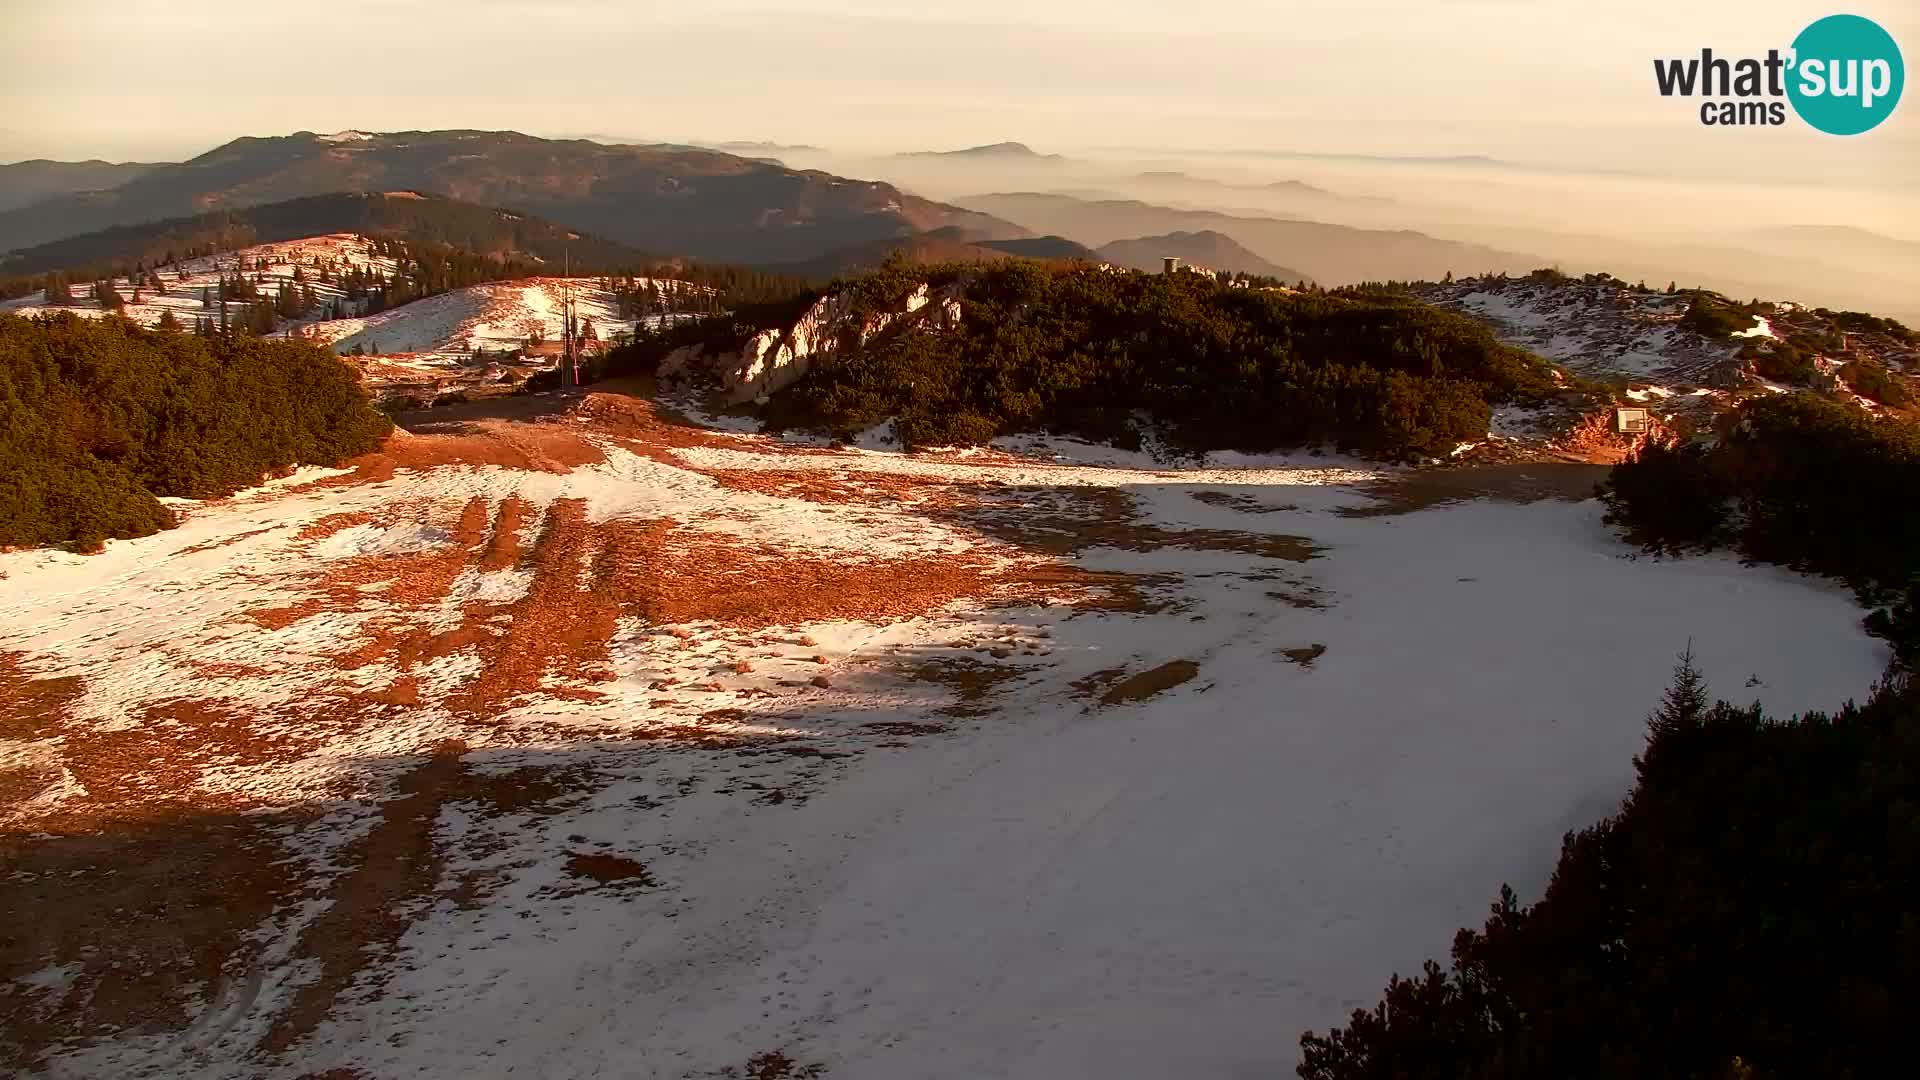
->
[662,281,966,404]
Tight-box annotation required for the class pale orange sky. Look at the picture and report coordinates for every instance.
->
[1,0,1914,190]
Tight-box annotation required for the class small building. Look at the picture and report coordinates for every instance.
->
[1615,407,1650,434]
[1163,257,1182,274]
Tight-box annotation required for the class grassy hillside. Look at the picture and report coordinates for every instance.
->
[0,312,391,549]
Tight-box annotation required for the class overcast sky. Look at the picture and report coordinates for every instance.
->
[2,0,1914,187]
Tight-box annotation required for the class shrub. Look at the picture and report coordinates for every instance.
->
[1602,395,1920,597]
[1837,359,1912,407]
[1679,293,1761,339]
[641,263,1561,460]
[1864,578,1920,671]
[1740,341,1814,386]
[1598,438,1729,552]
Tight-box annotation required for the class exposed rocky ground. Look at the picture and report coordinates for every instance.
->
[1416,273,1920,461]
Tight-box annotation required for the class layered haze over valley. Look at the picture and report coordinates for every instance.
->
[3,2,1917,1078]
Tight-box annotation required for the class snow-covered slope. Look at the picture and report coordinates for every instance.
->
[1417,275,1741,387]
[0,394,1887,1079]
[0,233,397,333]
[300,276,683,361]
[0,232,695,364]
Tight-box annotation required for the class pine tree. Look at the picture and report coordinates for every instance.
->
[155,309,183,333]
[1648,643,1709,741]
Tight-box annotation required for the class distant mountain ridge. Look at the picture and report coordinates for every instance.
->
[1096,231,1310,281]
[959,192,1541,286]
[0,192,657,278]
[768,227,1098,279]
[897,142,1065,162]
[1134,172,1337,198]
[0,159,163,213]
[0,130,1029,265]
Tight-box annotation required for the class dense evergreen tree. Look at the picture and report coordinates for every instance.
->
[0,312,390,549]
[1297,658,1919,1080]
[610,261,1564,459]
[1601,394,1920,662]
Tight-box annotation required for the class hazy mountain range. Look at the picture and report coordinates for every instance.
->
[961,192,1537,285]
[1095,230,1308,281]
[0,159,162,213]
[0,130,1028,265]
[5,131,1914,318]
[896,142,1066,163]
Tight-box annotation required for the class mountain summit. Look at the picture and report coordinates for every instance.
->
[897,142,1064,161]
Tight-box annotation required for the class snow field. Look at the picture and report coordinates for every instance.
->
[0,413,1889,1080]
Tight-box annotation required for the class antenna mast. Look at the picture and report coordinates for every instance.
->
[561,248,580,390]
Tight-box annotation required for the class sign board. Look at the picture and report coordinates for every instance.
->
[1616,407,1650,434]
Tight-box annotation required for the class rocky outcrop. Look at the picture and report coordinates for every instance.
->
[661,281,965,404]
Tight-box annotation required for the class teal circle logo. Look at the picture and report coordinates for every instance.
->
[1788,14,1904,135]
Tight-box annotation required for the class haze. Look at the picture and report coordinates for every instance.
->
[1,0,1916,313]
[0,1,1911,175]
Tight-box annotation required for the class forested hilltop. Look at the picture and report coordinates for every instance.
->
[0,193,810,311]
[0,312,390,549]
[614,261,1569,460]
